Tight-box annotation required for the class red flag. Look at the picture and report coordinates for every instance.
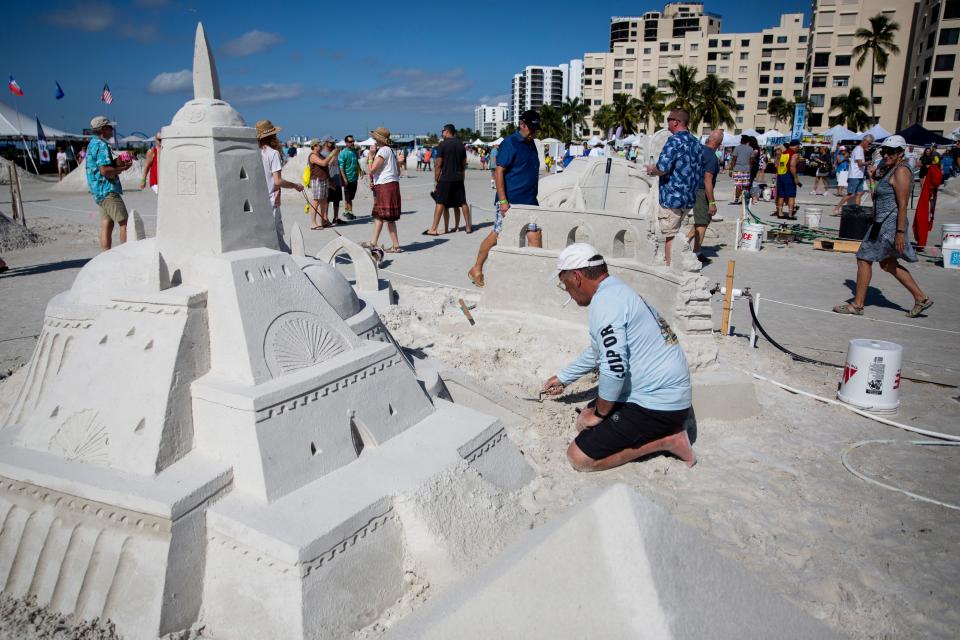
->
[8,76,24,96]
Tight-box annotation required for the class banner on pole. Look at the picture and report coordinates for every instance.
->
[791,103,806,142]
[36,117,50,163]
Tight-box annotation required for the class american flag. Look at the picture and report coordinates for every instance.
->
[101,83,113,105]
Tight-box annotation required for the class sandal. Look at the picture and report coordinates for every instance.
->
[906,298,933,318]
[310,225,323,230]
[360,241,374,249]
[421,229,441,236]
[833,303,864,315]
[385,246,404,253]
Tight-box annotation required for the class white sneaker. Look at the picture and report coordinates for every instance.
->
[712,214,724,222]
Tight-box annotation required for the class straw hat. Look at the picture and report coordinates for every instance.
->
[371,127,392,146]
[256,119,282,140]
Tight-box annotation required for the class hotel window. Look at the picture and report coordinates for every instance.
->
[758,100,768,109]
[772,90,782,97]
[614,69,622,78]
[812,75,827,87]
[796,62,805,70]
[937,29,960,45]
[614,82,622,90]
[660,42,669,51]
[644,47,652,54]
[614,59,623,67]
[873,96,882,104]
[708,52,718,60]
[873,74,885,84]
[808,94,825,107]
[672,44,681,51]
[835,55,851,66]
[777,36,788,43]
[720,66,729,73]
[709,39,718,47]
[760,75,770,83]
[690,44,698,51]
[593,99,602,105]
[927,105,947,121]
[741,39,750,46]
[738,66,748,73]
[808,112,822,127]
[763,34,773,44]
[773,76,783,84]
[930,78,952,97]
[707,65,717,73]
[798,35,807,43]
[814,52,830,67]
[934,54,956,71]
[624,83,633,89]
[722,39,731,47]
[740,52,749,60]
[626,48,635,54]
[832,76,849,87]
[946,0,960,18]
[761,61,771,70]
[737,90,746,97]
[774,63,785,70]
[759,88,769,96]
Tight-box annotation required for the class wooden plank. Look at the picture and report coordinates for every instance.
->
[814,238,861,253]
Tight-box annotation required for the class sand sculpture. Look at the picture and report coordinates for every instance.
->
[483,155,719,370]
[0,25,532,640]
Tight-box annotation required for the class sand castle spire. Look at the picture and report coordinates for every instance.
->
[193,23,221,100]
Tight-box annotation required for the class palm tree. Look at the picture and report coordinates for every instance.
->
[665,65,700,114]
[536,104,567,140]
[499,122,516,138]
[853,14,900,122]
[559,97,590,140]
[591,104,616,137]
[766,97,795,128]
[696,74,738,131]
[829,87,872,131]
[610,93,642,135]
[636,84,667,133]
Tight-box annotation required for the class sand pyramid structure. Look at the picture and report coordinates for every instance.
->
[0,24,531,639]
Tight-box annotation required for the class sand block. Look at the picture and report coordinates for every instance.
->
[202,400,533,640]
[385,484,840,640]
[691,369,761,421]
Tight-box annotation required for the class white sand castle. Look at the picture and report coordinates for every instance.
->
[0,25,531,639]
[483,154,719,370]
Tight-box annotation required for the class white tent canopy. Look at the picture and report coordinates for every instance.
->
[586,136,604,147]
[759,129,787,145]
[0,101,79,138]
[490,137,503,146]
[357,137,376,147]
[860,124,892,140]
[721,132,741,147]
[741,128,762,138]
[540,137,561,144]
[471,138,486,146]
[821,124,856,140]
[952,127,960,141]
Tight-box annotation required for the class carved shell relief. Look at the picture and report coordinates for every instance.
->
[49,410,110,466]
[264,312,347,377]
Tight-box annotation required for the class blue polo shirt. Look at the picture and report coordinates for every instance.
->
[496,131,539,205]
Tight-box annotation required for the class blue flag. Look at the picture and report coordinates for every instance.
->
[36,117,50,163]
[55,81,64,100]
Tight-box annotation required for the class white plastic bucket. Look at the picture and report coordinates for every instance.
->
[803,207,822,228]
[837,339,903,414]
[944,246,960,270]
[942,223,960,247]
[739,223,764,251]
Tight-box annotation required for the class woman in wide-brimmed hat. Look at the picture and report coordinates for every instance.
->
[257,119,304,251]
[364,127,403,252]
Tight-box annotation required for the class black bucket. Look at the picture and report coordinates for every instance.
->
[839,205,873,240]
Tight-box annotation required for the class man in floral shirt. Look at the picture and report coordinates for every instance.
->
[85,116,132,251]
[646,109,703,267]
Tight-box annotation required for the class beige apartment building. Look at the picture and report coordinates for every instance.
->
[803,0,917,131]
[900,0,960,135]
[581,4,810,136]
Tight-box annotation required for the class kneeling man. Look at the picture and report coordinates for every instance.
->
[543,244,695,471]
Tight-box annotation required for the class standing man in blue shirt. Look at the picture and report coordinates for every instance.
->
[645,108,703,267]
[85,116,132,251]
[543,243,695,471]
[467,110,541,288]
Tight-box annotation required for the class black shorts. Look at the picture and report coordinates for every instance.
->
[434,180,467,207]
[575,402,689,461]
[344,180,358,202]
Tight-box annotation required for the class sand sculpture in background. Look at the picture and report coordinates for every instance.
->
[483,154,719,370]
[0,24,532,640]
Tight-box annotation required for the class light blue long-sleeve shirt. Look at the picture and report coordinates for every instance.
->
[558,276,692,411]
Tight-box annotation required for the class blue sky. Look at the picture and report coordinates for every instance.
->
[4,0,809,139]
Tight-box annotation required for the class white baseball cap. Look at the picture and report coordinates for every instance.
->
[880,134,907,149]
[554,243,605,276]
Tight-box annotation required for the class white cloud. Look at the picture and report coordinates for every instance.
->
[43,2,114,32]
[477,94,510,105]
[147,70,192,95]
[320,68,476,115]
[119,23,158,42]
[221,30,282,57]
[224,83,303,105]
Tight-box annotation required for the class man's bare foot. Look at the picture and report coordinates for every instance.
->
[467,269,484,288]
[661,430,696,467]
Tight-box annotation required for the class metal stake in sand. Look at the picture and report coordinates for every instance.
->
[599,157,612,210]
[721,260,735,336]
